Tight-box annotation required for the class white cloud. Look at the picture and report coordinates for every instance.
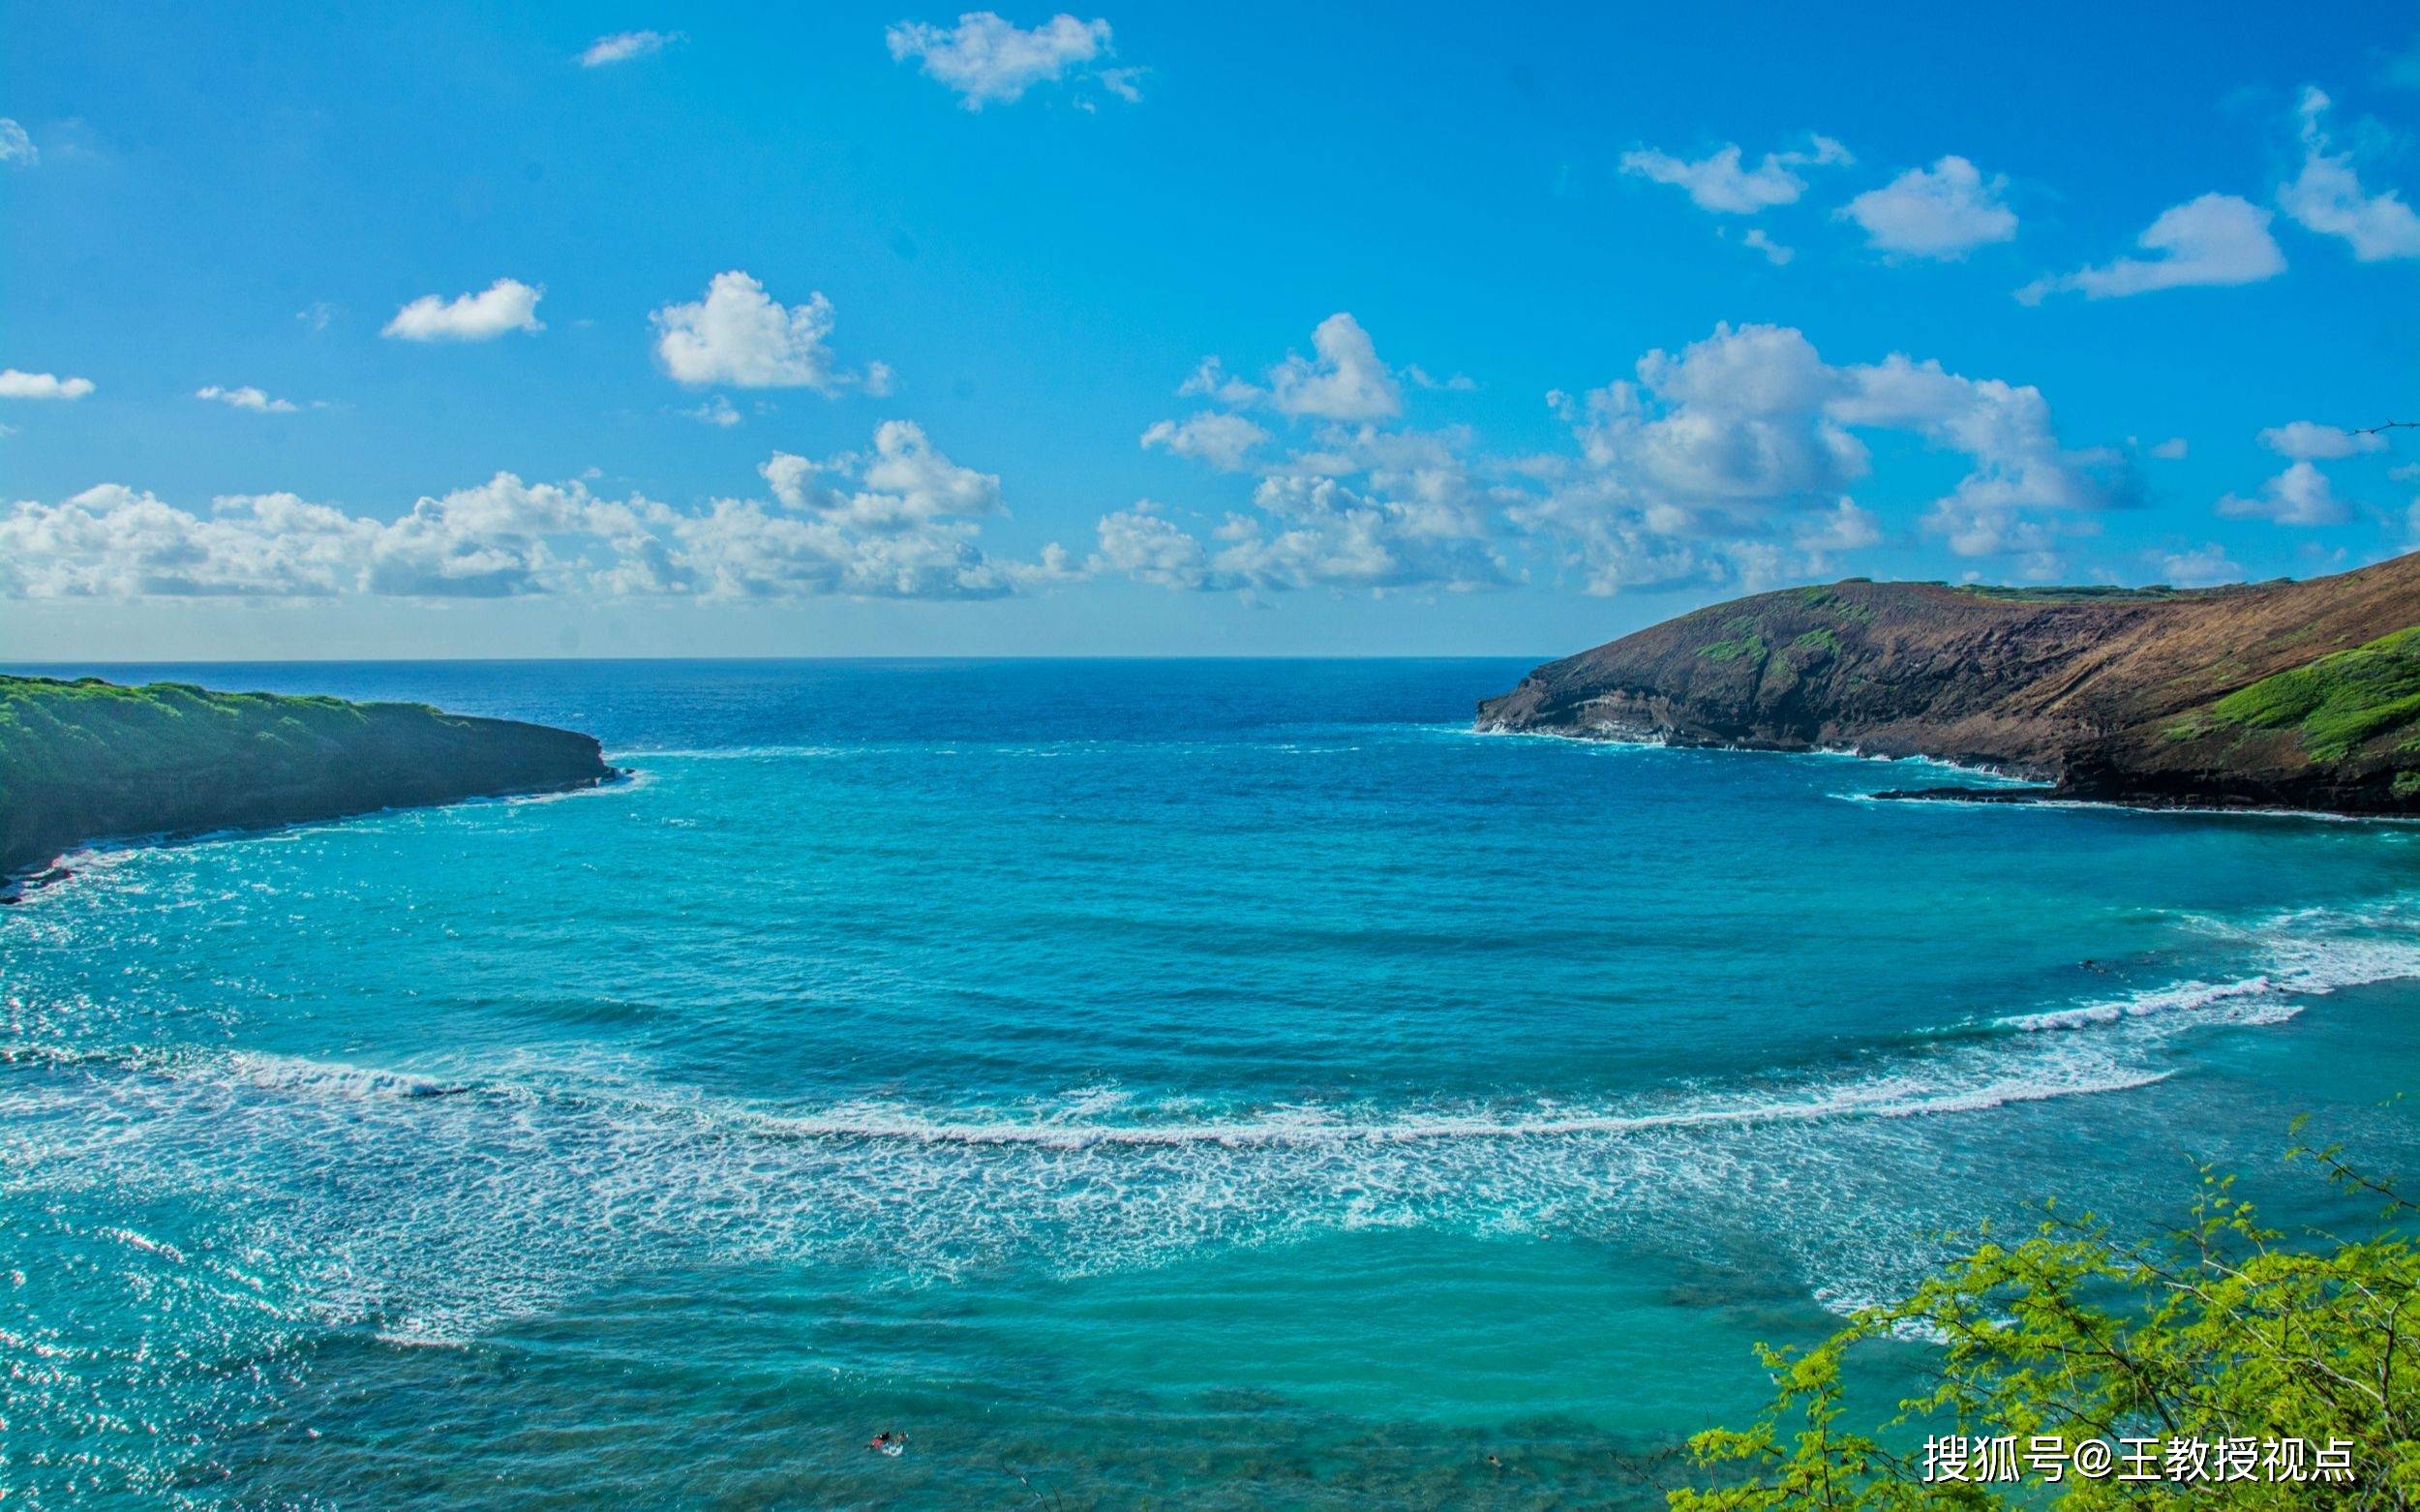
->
[2279,86,2420,260]
[650,270,886,393]
[2217,460,2354,526]
[1618,135,1852,214]
[2017,194,2284,301]
[1093,472,1509,597]
[2209,421,2386,527]
[197,384,301,414]
[2257,419,2386,461]
[0,486,377,597]
[687,425,1023,599]
[1268,313,1402,422]
[1796,499,1883,555]
[684,395,742,427]
[760,419,1001,526]
[1141,410,1271,471]
[2149,544,2243,587]
[1176,356,1262,407]
[1841,156,2017,259]
[1110,316,2133,598]
[1090,503,1212,589]
[2150,437,2189,461]
[1109,319,1516,595]
[1518,321,2123,591]
[579,30,680,67]
[885,12,1117,108]
[725,419,1078,596]
[0,369,95,401]
[381,279,545,342]
[1740,227,1793,265]
[0,426,1060,603]
[0,118,34,166]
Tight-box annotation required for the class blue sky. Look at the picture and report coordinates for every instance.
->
[3,2,2417,658]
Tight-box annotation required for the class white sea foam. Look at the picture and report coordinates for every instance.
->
[612,745,851,761]
[1854,792,2420,824]
[9,892,2415,1356]
[2003,899,2420,1034]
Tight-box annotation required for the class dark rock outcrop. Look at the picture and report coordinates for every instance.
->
[1477,553,2420,816]
[1,676,614,877]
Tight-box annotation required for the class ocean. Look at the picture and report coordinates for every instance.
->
[5,658,2417,1508]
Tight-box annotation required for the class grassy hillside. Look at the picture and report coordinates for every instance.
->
[0,676,611,877]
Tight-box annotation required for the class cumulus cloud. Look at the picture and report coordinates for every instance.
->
[688,423,1028,598]
[2278,87,2420,260]
[1841,156,2017,259]
[1107,318,1515,595]
[885,12,1123,108]
[0,486,378,597]
[2149,544,2244,587]
[651,270,887,393]
[2212,420,2383,528]
[1519,322,2124,591]
[0,425,1062,603]
[2256,420,2386,461]
[381,279,545,341]
[2150,437,2189,461]
[1619,135,1852,214]
[579,30,680,67]
[684,395,742,427]
[1140,410,1270,471]
[1094,471,1509,596]
[2217,461,2354,526]
[2017,194,2284,301]
[0,118,33,166]
[1740,227,1793,265]
[1114,316,2112,597]
[197,384,302,414]
[1176,356,1263,408]
[1268,314,1402,422]
[0,369,95,400]
[1090,502,1213,590]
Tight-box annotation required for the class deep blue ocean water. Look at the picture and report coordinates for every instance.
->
[5,658,2418,1508]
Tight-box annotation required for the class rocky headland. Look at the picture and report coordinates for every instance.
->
[1,675,615,883]
[1477,552,2420,816]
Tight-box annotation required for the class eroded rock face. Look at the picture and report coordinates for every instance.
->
[1478,554,2420,815]
[0,677,615,876]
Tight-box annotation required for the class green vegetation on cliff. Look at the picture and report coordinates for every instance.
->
[0,675,612,877]
[2201,627,2420,762]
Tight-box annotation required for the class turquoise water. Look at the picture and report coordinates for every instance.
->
[6,658,2419,1508]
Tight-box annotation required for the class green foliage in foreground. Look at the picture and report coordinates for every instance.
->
[2204,626,2420,761]
[1674,1127,2420,1508]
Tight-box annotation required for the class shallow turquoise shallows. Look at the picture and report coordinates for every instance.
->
[6,659,2419,1508]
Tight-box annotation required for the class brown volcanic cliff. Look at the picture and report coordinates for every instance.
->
[1476,553,2420,814]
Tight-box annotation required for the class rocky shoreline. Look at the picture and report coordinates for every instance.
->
[1478,554,2420,818]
